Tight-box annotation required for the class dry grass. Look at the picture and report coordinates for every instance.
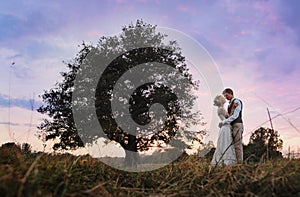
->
[0,145,299,197]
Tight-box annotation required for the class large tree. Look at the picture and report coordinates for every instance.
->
[244,127,283,162]
[38,20,204,166]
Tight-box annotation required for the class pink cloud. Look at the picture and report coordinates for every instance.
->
[177,4,199,15]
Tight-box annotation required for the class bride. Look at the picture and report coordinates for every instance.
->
[211,95,237,166]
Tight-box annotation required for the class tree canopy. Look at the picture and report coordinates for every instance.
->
[244,127,283,162]
[37,20,204,166]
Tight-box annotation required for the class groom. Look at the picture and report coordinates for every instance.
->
[219,88,244,163]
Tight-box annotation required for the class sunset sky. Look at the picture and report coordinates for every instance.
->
[0,0,299,156]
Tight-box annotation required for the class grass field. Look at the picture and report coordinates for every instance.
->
[0,144,299,197]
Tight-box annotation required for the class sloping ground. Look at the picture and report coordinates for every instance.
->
[0,145,299,196]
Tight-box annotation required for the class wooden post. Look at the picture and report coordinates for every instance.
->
[266,108,274,160]
[267,108,274,130]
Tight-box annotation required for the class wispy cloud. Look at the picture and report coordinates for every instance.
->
[0,94,43,110]
[0,121,20,126]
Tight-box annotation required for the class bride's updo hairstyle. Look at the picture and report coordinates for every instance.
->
[213,95,222,107]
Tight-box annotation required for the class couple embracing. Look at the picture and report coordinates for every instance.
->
[211,88,244,166]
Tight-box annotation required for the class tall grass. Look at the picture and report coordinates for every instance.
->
[0,144,299,196]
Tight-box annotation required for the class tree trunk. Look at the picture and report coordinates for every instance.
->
[124,134,139,168]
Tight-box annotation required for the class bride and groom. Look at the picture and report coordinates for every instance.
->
[211,88,244,166]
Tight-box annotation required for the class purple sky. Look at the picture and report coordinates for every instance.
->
[0,0,299,155]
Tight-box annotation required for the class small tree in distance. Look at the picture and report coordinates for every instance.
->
[244,127,283,162]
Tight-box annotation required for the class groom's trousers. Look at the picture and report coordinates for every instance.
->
[232,123,244,163]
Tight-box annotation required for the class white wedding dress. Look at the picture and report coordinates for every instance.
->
[211,107,237,166]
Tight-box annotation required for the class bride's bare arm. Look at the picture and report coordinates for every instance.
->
[225,110,229,118]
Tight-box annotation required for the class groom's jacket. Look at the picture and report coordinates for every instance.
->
[227,98,243,126]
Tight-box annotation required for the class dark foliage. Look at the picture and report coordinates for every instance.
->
[244,127,283,162]
[37,20,204,165]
